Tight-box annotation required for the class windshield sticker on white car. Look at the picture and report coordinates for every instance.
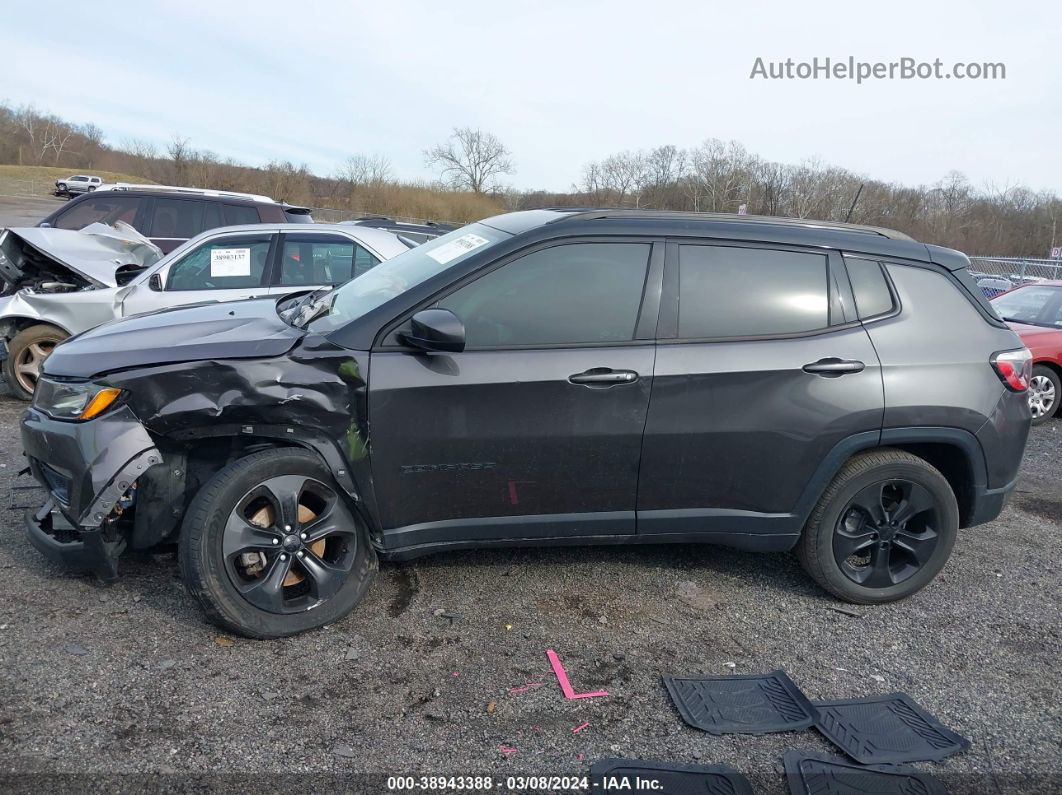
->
[210,248,252,277]
[425,233,490,265]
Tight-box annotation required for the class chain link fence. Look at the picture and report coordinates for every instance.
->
[968,257,1062,297]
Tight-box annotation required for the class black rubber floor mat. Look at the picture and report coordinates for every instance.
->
[813,692,970,764]
[784,750,946,795]
[591,758,754,795]
[662,670,818,735]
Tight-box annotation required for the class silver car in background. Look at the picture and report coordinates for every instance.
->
[54,175,103,196]
[0,221,407,399]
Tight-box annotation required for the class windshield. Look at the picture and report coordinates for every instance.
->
[304,223,509,332]
[991,284,1062,327]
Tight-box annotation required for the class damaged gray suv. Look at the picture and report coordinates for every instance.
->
[20,210,1032,638]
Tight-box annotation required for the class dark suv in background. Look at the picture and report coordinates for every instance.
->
[37,186,313,252]
[20,209,1031,638]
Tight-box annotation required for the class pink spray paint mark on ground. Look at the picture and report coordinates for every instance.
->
[571,722,590,734]
[546,649,609,700]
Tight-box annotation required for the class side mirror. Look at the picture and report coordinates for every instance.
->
[399,309,465,353]
[148,273,163,292]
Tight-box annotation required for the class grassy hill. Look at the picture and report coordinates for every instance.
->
[0,165,154,197]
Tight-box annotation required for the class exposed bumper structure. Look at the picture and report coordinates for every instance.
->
[26,500,123,581]
[20,404,162,580]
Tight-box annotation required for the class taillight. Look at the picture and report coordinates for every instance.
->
[991,348,1032,392]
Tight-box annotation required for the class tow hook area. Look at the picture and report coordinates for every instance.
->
[26,499,125,583]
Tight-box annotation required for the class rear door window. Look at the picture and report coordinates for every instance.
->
[677,245,829,338]
[53,196,143,230]
[277,235,380,287]
[149,199,207,239]
[201,201,223,232]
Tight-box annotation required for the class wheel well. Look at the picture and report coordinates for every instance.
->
[133,436,322,549]
[0,318,70,342]
[1033,360,1062,381]
[882,442,977,528]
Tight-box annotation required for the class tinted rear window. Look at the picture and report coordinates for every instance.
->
[678,245,829,338]
[845,257,895,318]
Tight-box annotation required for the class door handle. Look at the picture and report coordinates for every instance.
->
[802,357,865,377]
[568,368,640,386]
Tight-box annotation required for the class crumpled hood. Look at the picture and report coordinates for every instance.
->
[0,221,162,289]
[43,297,306,378]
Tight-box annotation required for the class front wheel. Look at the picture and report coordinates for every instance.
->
[1029,365,1059,425]
[3,324,69,400]
[796,449,958,604]
[178,448,376,638]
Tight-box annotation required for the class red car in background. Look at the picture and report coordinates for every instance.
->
[991,280,1062,424]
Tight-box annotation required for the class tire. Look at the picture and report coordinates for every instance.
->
[57,182,67,194]
[1029,365,1060,425]
[796,449,958,604]
[178,448,377,638]
[87,185,96,192]
[3,324,69,401]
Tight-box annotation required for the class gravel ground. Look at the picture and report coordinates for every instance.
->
[0,391,1058,793]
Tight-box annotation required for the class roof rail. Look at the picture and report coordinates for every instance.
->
[552,208,913,241]
[95,183,276,204]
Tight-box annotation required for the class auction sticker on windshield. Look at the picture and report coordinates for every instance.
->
[426,234,490,265]
[210,248,252,277]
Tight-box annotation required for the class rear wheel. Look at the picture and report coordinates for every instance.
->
[1028,365,1059,425]
[3,324,68,401]
[178,448,376,638]
[796,449,958,604]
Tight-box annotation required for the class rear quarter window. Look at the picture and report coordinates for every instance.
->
[845,256,896,319]
[223,204,261,225]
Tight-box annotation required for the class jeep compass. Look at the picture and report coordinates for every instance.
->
[20,210,1032,638]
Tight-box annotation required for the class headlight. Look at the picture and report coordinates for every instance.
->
[34,379,124,421]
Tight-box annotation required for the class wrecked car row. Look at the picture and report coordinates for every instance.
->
[39,184,315,252]
[18,209,1031,639]
[0,220,407,399]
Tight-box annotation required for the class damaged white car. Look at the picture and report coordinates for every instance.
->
[0,220,407,399]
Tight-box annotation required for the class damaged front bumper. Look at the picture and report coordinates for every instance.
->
[20,404,162,581]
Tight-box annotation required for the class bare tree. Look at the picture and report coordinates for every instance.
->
[425,127,514,194]
[168,135,191,184]
[338,154,392,188]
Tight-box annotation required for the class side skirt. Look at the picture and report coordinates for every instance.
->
[381,526,799,562]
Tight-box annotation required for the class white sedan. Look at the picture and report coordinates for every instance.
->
[0,222,408,399]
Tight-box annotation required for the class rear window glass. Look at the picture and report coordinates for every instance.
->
[678,245,829,338]
[991,285,1062,327]
[845,257,895,318]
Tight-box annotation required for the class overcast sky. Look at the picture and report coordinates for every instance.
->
[5,0,1060,193]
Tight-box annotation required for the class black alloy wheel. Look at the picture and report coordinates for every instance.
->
[223,474,359,614]
[832,479,941,588]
